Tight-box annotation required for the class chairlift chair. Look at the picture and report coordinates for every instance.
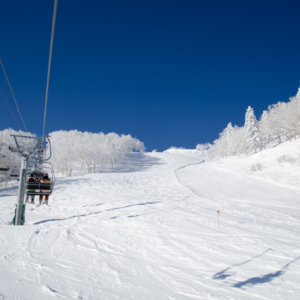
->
[9,134,56,197]
[0,167,9,171]
[25,162,55,196]
[10,166,20,178]
[0,154,9,171]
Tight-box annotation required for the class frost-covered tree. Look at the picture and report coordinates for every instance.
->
[258,110,272,149]
[265,87,300,143]
[245,106,261,153]
[0,128,37,182]
[48,130,145,176]
[225,122,234,155]
[288,88,300,139]
[230,126,247,156]
[275,102,295,141]
[196,143,210,155]
[267,104,285,144]
[240,128,248,155]
[279,89,300,141]
[1,128,145,179]
[213,122,235,157]
[206,144,215,159]
[49,130,77,176]
[198,86,300,158]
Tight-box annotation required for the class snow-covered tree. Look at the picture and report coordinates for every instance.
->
[225,122,234,155]
[288,88,300,139]
[206,144,215,159]
[0,128,37,182]
[196,143,210,155]
[258,110,272,149]
[245,106,261,153]
[267,104,285,144]
[232,126,247,156]
[213,123,235,157]
[280,89,300,141]
[48,130,145,176]
[197,86,300,158]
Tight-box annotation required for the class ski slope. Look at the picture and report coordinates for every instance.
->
[1,141,300,300]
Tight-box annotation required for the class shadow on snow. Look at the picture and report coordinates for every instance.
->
[213,249,271,280]
[213,249,300,288]
[231,256,300,288]
[33,201,161,225]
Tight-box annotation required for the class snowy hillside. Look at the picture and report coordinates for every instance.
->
[1,141,300,299]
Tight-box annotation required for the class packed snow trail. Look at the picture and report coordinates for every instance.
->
[0,150,300,299]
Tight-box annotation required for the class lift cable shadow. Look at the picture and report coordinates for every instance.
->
[231,256,300,288]
[213,249,271,280]
[33,201,161,225]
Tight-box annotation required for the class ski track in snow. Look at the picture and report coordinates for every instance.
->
[0,147,300,299]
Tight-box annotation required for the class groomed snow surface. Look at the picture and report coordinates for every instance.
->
[1,140,300,300]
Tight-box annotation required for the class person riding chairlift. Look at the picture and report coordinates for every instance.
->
[39,174,51,205]
[26,174,36,204]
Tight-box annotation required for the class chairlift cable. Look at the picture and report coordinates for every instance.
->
[0,89,22,130]
[0,58,28,132]
[42,0,58,138]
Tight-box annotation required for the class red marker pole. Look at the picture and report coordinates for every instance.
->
[217,210,220,229]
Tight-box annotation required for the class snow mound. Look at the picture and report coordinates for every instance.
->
[215,138,300,187]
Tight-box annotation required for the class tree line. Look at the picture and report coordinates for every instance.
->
[0,129,145,181]
[49,130,145,176]
[197,87,300,158]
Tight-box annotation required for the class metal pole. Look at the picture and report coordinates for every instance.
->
[14,155,28,225]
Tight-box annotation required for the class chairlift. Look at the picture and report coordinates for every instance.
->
[25,162,55,196]
[0,154,9,171]
[9,134,56,197]
[10,166,20,178]
[0,167,9,172]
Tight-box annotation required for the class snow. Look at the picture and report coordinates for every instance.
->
[1,141,300,299]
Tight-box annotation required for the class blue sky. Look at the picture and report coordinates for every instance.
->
[1,0,300,151]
